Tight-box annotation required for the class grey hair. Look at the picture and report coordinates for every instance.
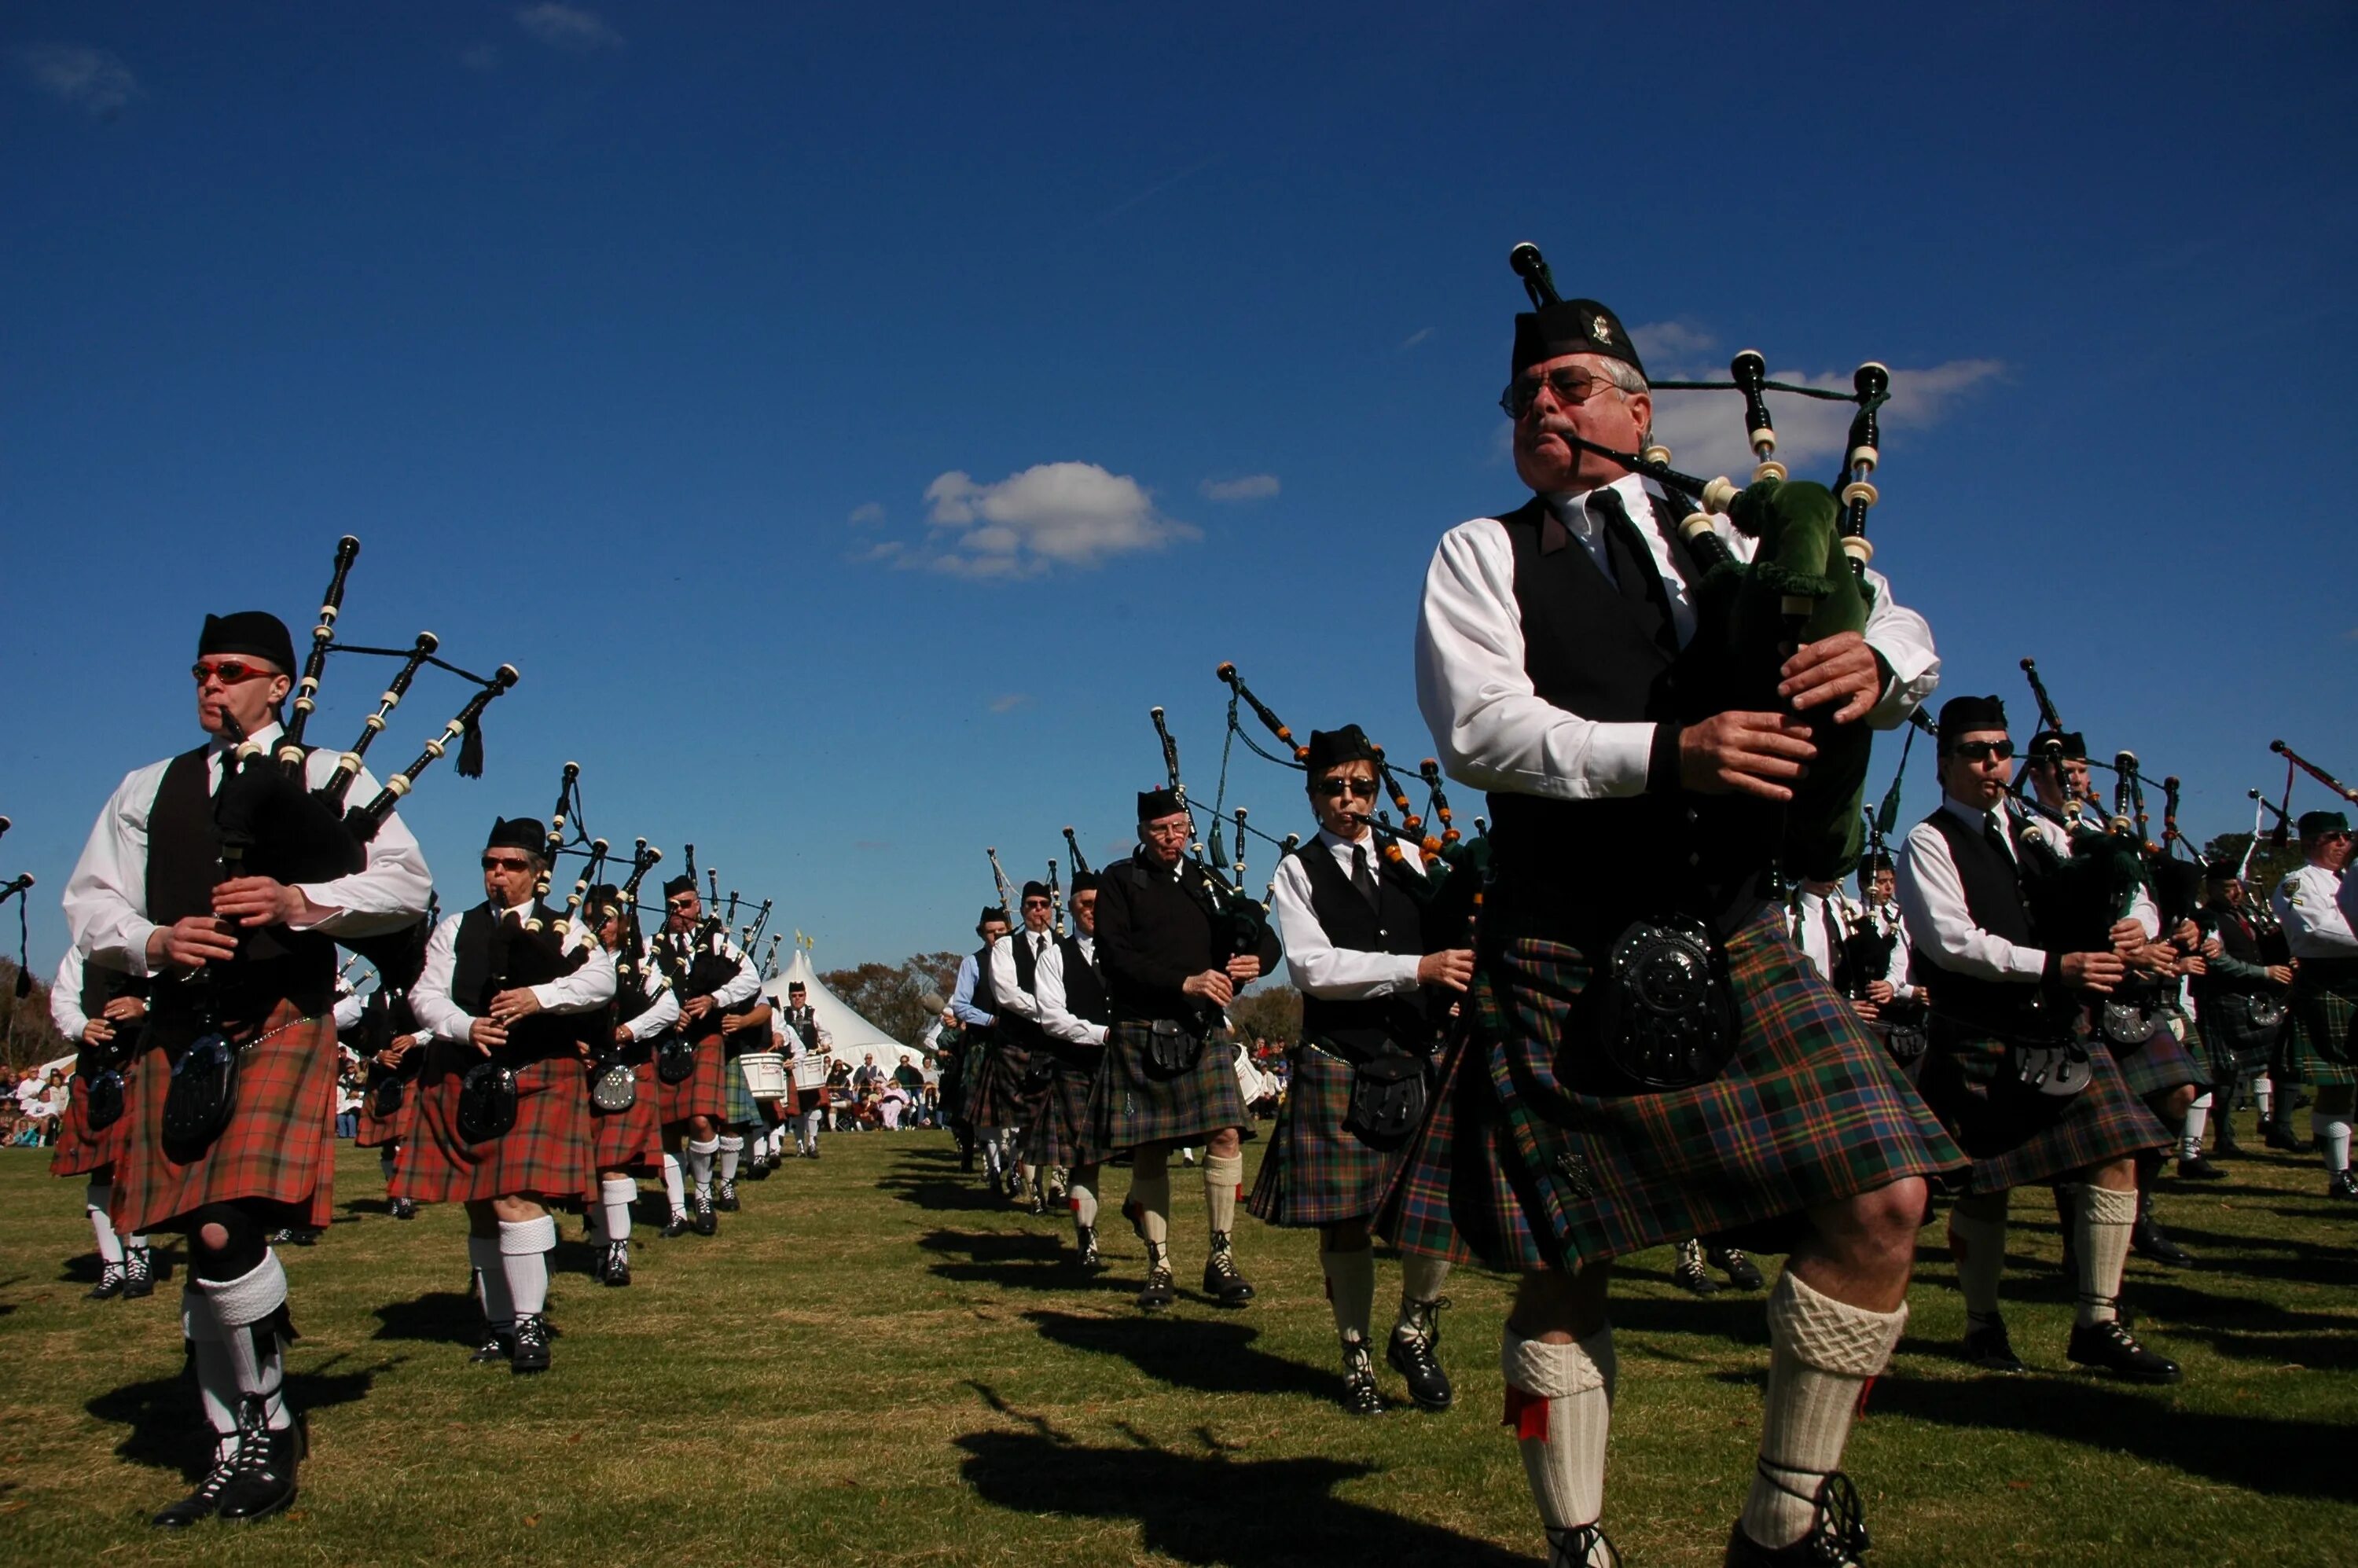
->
[1601,358,1652,446]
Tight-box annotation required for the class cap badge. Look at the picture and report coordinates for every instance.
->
[1590,314,1613,344]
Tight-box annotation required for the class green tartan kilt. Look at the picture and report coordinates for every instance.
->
[966,1037,1034,1129]
[2197,993,2286,1082]
[1248,1040,1413,1228]
[1021,1050,1101,1167]
[2286,982,2358,1088]
[1915,1019,2172,1195]
[2099,1006,2208,1100]
[722,1045,765,1126]
[1081,1021,1247,1159]
[1381,908,1963,1272]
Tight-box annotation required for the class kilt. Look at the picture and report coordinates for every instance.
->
[112,1002,339,1237]
[354,1066,418,1150]
[1914,1019,2171,1195]
[590,1062,663,1172]
[1082,1022,1247,1158]
[50,1070,133,1179]
[393,1043,595,1206]
[2197,993,2286,1081]
[1248,1040,1411,1228]
[2285,980,2358,1089]
[1022,1051,1101,1168]
[2100,1008,2207,1100]
[965,1037,1035,1130]
[659,1031,729,1129]
[722,1044,764,1126]
[1383,909,1963,1272]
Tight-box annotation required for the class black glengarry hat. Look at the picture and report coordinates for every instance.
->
[1137,786,1184,821]
[1303,724,1380,776]
[1508,242,1644,378]
[663,873,697,898]
[486,817,546,854]
[1071,871,1101,894]
[1020,880,1051,902]
[2298,810,2350,839]
[2028,729,2088,761]
[1937,695,2007,736]
[976,905,1008,929]
[199,611,297,675]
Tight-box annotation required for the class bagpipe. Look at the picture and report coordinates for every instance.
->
[2272,738,2358,807]
[1509,242,1898,887]
[2,857,35,1003]
[2007,658,2157,966]
[1148,703,1273,967]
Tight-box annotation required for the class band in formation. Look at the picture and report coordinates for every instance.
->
[31,247,2356,1568]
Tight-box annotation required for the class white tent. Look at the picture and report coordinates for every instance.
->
[759,945,928,1073]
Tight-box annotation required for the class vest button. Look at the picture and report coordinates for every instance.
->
[1688,852,1702,867]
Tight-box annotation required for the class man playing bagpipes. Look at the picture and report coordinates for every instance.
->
[986,880,1064,1212]
[2275,810,2358,1199]
[949,905,1021,1193]
[399,818,615,1373]
[1034,872,1112,1269]
[586,883,678,1283]
[1252,725,1474,1416]
[2189,861,2290,1166]
[780,979,834,1159]
[1088,787,1284,1314]
[47,946,156,1300]
[1402,268,1960,1568]
[649,874,759,1234]
[63,609,433,1526]
[711,979,775,1212]
[1895,696,2179,1385]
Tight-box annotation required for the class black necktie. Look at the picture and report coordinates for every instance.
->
[1984,813,2013,862]
[1822,902,1846,982]
[1350,843,1381,910]
[1591,487,1675,652]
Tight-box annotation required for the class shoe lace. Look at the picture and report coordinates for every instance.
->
[1752,1465,1868,1566]
[225,1398,276,1482]
[1207,1248,1243,1283]
[1545,1522,1621,1568]
[1404,1294,1450,1353]
[1676,1239,1705,1273]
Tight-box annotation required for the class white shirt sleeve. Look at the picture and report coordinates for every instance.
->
[531,924,617,1014]
[408,913,473,1044]
[1881,906,1918,999]
[333,991,368,1031]
[707,936,760,1009]
[1896,820,2047,983]
[1036,941,1108,1047]
[50,949,90,1038]
[623,979,681,1041]
[2279,868,2358,957]
[1270,851,1423,997]
[290,747,434,938]
[2125,883,2162,941]
[989,934,1044,1021]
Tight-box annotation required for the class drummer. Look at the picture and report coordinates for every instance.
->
[780,982,834,1159]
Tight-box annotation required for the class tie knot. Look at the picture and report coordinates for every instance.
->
[1589,485,1630,523]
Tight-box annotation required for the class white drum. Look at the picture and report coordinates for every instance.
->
[740,1052,789,1100]
[788,1054,831,1092]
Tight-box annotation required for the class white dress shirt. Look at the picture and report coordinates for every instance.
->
[986,925,1057,1023]
[1896,795,2048,984]
[1788,887,1845,983]
[1036,932,1109,1048]
[332,989,368,1032]
[1866,900,1918,1000]
[1416,473,1940,802]
[615,966,682,1043]
[64,718,433,977]
[1269,828,1427,997]
[2277,864,2358,959]
[410,898,618,1045]
[50,949,90,1039]
[652,925,760,1012]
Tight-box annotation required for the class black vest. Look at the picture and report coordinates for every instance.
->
[996,931,1052,1049]
[1056,935,1110,1024]
[656,920,741,1035]
[964,945,999,1041]
[147,745,335,1025]
[451,901,591,1063]
[1910,808,2066,1041]
[79,958,145,1021]
[1485,495,1777,938]
[1295,839,1430,1058]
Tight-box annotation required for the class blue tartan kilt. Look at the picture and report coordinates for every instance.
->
[1915,1019,2172,1195]
[1247,1040,1413,1228]
[966,1037,1035,1129]
[1082,1021,1247,1159]
[1022,1051,1101,1168]
[1380,908,1963,1272]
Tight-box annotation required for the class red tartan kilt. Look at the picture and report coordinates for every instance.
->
[354,1074,417,1149]
[591,1063,664,1172]
[50,1072,133,1178]
[393,1043,595,1206]
[112,1003,340,1236]
[659,1032,728,1128]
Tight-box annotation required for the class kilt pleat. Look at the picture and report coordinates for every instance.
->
[2102,1012,2208,1099]
[112,1004,339,1236]
[659,1033,729,1128]
[1021,1053,1100,1167]
[722,1045,764,1126]
[965,1038,1035,1130]
[1915,1021,2171,1194]
[2286,985,2358,1089]
[590,1063,663,1172]
[1082,1023,1247,1159]
[50,1072,134,1179]
[393,1043,595,1206]
[2196,994,2286,1082]
[1380,909,1963,1272]
[1249,1041,1412,1228]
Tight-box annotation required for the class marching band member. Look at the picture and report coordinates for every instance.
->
[1255,725,1472,1416]
[350,914,433,1221]
[713,986,775,1212]
[2190,862,2290,1163]
[1089,787,1282,1314]
[780,979,832,1158]
[650,876,758,1234]
[64,609,432,1527]
[400,818,615,1372]
[2276,810,2358,1198]
[949,906,1021,1193]
[1403,284,1954,1566]
[587,884,678,1285]
[986,881,1061,1211]
[1034,872,1111,1269]
[1896,696,2178,1383]
[48,946,153,1300]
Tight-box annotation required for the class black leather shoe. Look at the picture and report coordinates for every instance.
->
[1673,1239,1719,1296]
[1723,1471,1868,1566]
[511,1313,552,1375]
[1547,1522,1622,1566]
[2066,1318,2181,1383]
[602,1241,631,1287]
[2264,1123,2304,1151]
[470,1330,514,1365]
[1387,1298,1454,1411]
[390,1198,417,1220]
[744,1160,770,1181]
[2132,1215,2195,1267]
[1963,1314,2026,1374]
[2329,1170,2358,1201]
[152,1441,238,1529]
[714,1180,740,1213]
[693,1193,718,1236]
[1340,1342,1387,1416]
[1137,1245,1176,1313]
[1202,1232,1254,1307]
[659,1211,690,1239]
[87,1262,127,1302]
[1074,1225,1102,1271]
[2176,1153,2224,1181]
[215,1400,301,1523]
[1708,1245,1766,1291]
[125,1246,156,1298]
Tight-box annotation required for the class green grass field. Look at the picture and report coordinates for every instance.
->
[2,1130,2352,1566]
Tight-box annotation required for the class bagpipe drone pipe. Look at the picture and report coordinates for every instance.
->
[2007,659,2158,957]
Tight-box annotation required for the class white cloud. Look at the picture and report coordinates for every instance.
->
[516,4,623,51]
[1647,358,2006,483]
[1628,320,1717,365]
[987,693,1033,714]
[1399,327,1434,351]
[461,42,501,72]
[847,501,885,527]
[16,45,139,117]
[898,461,1199,578]
[1200,473,1280,503]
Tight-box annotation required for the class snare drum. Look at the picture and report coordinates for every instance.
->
[740,1052,790,1100]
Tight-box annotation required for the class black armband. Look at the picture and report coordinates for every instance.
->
[1647,722,1684,793]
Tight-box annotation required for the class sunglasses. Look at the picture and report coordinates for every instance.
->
[481,856,534,872]
[1500,366,1622,419]
[1314,777,1380,799]
[1023,898,1052,909]
[1949,740,2015,762]
[666,898,698,911]
[191,660,277,686]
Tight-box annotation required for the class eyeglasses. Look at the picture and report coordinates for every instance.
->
[1500,367,1623,419]
[480,856,534,872]
[1142,821,1191,839]
[1949,740,2015,762]
[191,659,277,686]
[666,898,697,912]
[1022,898,1052,909]
[1314,777,1379,799]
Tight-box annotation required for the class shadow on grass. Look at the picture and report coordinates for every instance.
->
[1864,1375,2350,1500]
[87,1354,385,1483]
[919,1228,1124,1294]
[372,1288,482,1346]
[1019,1309,1336,1398]
[956,1386,1529,1566]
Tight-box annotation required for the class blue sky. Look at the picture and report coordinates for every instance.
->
[4,3,2353,981]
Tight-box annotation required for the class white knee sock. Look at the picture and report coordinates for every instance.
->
[2255,1076,2274,1118]
[182,1291,241,1448]
[1398,1253,1453,1340]
[601,1176,637,1243]
[718,1134,744,1183]
[85,1184,123,1265]
[1500,1327,1614,1532]
[469,1234,514,1328]
[2066,1182,2139,1325]
[2315,1111,2352,1174]
[1069,1177,1100,1232]
[687,1137,718,1194]
[661,1154,686,1215]
[196,1252,293,1432]
[1740,1271,1907,1549]
[1129,1152,1171,1247]
[1320,1244,1376,1346]
[1948,1195,2009,1320]
[803,1108,823,1148]
[2180,1095,2211,1158]
[499,1215,556,1318]
[1203,1151,1243,1236]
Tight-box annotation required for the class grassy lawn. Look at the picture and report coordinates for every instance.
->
[0,1129,2352,1566]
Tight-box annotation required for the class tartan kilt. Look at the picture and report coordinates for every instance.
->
[112,1003,339,1237]
[50,1070,134,1179]
[1021,1051,1101,1168]
[590,1062,663,1172]
[2197,993,2286,1082]
[393,1042,595,1206]
[2099,1008,2207,1100]
[1082,1023,1247,1158]
[1915,1018,2171,1195]
[2285,982,2358,1089]
[659,1030,729,1128]
[722,1045,764,1127]
[1381,909,1963,1272]
[354,1065,418,1150]
[965,1037,1035,1130]
[1248,1040,1411,1228]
